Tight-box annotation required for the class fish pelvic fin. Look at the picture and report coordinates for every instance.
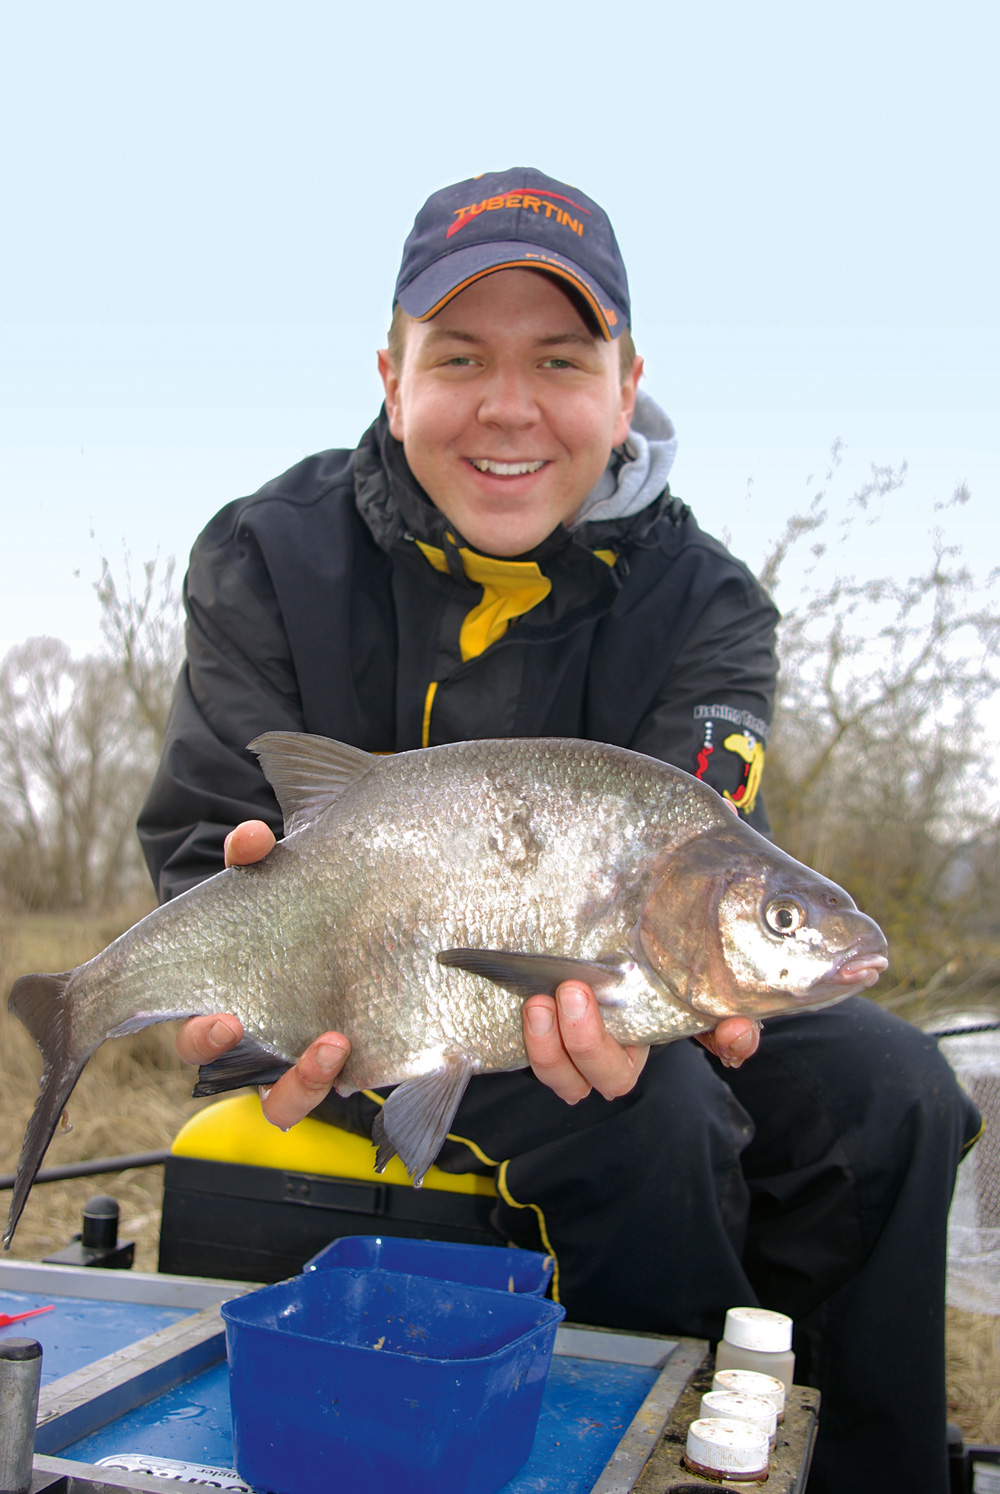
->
[372,1060,475,1186]
[5,971,97,1248]
[192,1037,292,1097]
[247,732,377,835]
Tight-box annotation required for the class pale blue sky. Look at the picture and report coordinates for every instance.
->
[2,0,997,654]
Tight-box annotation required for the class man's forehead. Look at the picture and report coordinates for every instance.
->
[420,322,600,349]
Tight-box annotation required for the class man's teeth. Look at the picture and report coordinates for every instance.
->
[469,458,546,476]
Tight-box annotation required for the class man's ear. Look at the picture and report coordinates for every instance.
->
[377,348,404,439]
[613,354,643,446]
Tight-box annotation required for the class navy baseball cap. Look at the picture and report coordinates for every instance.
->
[394,168,631,340]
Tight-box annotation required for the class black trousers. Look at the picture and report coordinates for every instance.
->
[317,998,981,1494]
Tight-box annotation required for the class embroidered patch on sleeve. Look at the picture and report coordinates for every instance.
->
[721,732,765,816]
[691,707,769,816]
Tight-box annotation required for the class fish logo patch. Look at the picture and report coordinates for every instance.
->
[722,733,765,816]
[692,710,767,817]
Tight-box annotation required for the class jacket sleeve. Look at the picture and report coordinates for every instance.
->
[137,512,306,902]
[628,574,779,834]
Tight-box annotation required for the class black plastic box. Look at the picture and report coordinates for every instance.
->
[158,1155,504,1282]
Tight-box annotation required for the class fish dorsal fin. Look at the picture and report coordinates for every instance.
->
[247,731,377,835]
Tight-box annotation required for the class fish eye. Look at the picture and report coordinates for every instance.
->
[764,898,807,936]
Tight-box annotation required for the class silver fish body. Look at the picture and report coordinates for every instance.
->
[5,733,888,1245]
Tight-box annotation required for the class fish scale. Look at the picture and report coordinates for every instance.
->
[4,732,888,1246]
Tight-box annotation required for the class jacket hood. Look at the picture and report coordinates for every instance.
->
[570,389,678,529]
[353,392,685,563]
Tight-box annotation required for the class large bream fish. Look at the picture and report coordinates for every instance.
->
[5,733,888,1245]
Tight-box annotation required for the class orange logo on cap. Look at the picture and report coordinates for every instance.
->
[447,190,591,240]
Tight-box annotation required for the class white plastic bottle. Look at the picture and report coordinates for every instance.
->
[712,1366,787,1422]
[684,1418,770,1482]
[714,1307,796,1397]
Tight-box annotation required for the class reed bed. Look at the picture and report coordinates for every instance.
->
[1,906,997,1444]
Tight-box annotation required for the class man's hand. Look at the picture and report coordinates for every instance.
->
[175,1013,351,1131]
[694,1017,761,1068]
[521,986,761,1105]
[522,983,649,1103]
[223,819,276,866]
[175,819,351,1131]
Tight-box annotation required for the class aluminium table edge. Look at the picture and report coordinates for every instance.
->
[30,1451,237,1494]
[0,1260,259,1309]
[35,1308,227,1454]
[590,1340,709,1494]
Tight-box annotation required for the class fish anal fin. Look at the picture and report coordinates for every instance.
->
[5,971,97,1249]
[371,1060,474,1186]
[437,948,631,1007]
[192,1037,292,1097]
[247,732,376,836]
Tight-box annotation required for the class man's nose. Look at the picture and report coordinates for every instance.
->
[476,367,540,428]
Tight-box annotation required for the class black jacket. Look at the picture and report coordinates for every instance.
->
[139,412,779,901]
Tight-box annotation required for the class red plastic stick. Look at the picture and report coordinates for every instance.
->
[0,1305,54,1328]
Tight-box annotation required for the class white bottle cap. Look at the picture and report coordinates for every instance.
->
[700,1389,778,1441]
[684,1418,770,1479]
[723,1305,793,1353]
[713,1368,786,1415]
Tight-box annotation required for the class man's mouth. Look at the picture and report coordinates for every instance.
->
[468,458,547,476]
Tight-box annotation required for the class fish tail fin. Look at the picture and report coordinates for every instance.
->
[5,970,97,1249]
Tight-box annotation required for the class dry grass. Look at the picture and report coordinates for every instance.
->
[947,1307,1000,1444]
[1,906,998,1443]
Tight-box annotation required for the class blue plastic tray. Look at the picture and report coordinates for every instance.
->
[58,1351,660,1493]
[222,1268,565,1494]
[0,1288,188,1386]
[303,1233,554,1295]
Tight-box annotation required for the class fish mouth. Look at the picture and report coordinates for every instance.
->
[818,943,890,994]
[794,935,889,1005]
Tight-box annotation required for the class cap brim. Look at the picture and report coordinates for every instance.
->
[395,241,628,340]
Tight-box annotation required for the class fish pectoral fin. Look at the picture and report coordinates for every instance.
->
[372,1060,474,1187]
[247,731,377,835]
[192,1038,292,1097]
[437,948,628,1007]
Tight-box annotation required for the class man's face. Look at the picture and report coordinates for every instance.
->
[378,269,641,557]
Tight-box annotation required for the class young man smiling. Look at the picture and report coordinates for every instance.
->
[139,169,978,1494]
[378,268,639,558]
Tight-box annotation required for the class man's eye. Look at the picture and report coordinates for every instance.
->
[541,358,573,369]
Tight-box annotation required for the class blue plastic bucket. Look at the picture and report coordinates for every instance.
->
[303,1234,554,1296]
[221,1268,565,1494]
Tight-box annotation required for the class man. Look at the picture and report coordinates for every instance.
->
[139,169,978,1492]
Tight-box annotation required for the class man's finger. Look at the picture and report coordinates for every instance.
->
[696,1016,761,1068]
[175,1013,243,1066]
[554,981,648,1100]
[259,1033,351,1131]
[523,995,593,1104]
[523,983,648,1104]
[224,820,277,867]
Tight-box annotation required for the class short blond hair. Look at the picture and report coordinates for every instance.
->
[387,300,637,384]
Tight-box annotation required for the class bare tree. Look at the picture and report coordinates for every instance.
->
[0,551,184,909]
[0,639,152,907]
[94,552,183,746]
[762,455,1000,1002]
